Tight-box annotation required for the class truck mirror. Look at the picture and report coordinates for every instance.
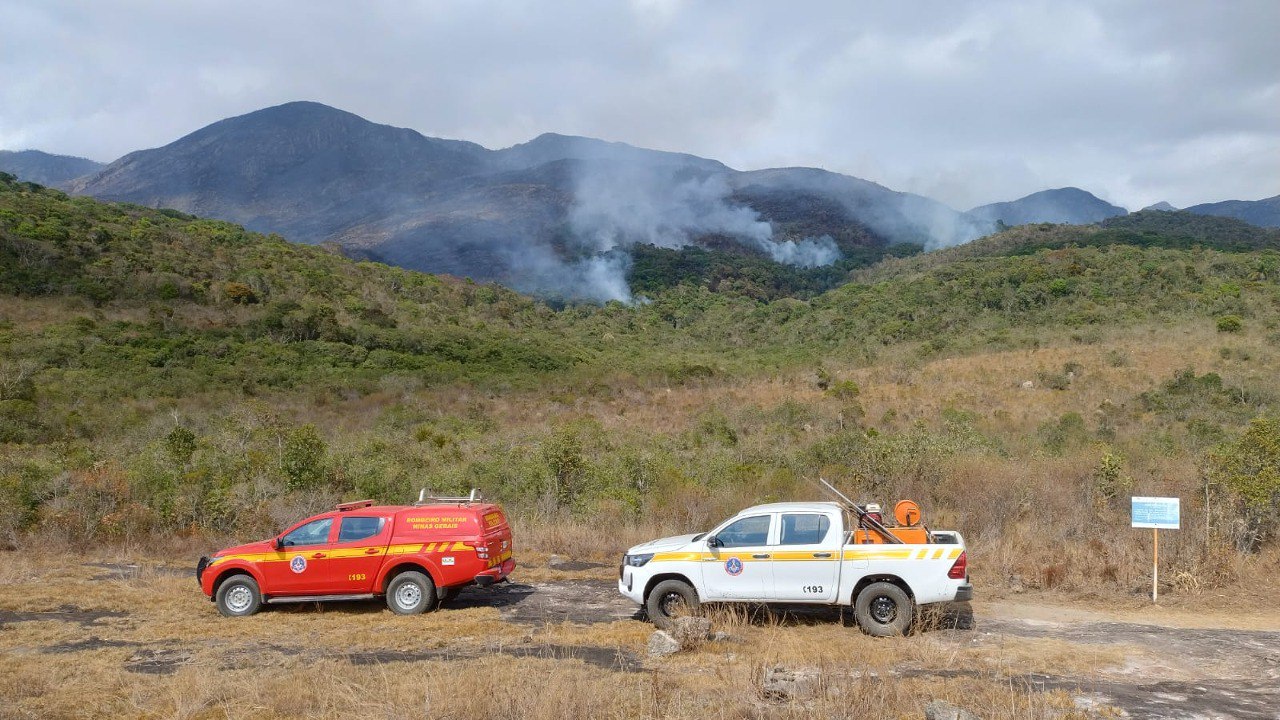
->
[707,536,722,548]
[273,537,283,551]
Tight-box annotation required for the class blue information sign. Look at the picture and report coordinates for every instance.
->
[1131,496,1180,529]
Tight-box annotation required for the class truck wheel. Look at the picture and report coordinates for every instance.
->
[215,574,262,617]
[646,579,700,630]
[854,581,912,637]
[386,571,436,615]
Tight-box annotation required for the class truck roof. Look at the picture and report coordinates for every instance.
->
[735,501,843,516]
[324,503,503,516]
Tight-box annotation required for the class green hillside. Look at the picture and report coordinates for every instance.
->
[3,173,1279,585]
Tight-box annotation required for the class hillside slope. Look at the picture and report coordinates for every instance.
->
[1186,194,1280,227]
[0,173,584,406]
[6,174,1277,405]
[67,102,990,300]
[0,150,104,186]
[969,187,1127,226]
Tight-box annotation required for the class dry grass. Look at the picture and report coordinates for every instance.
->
[0,548,1149,720]
[282,319,1274,443]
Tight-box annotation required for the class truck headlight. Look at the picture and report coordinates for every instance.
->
[624,553,654,567]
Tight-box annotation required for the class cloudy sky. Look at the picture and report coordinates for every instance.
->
[1,0,1276,209]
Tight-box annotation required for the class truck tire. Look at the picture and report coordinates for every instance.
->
[215,574,262,617]
[854,581,913,636]
[646,579,701,630]
[386,571,436,615]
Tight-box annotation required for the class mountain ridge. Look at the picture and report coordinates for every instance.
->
[1185,195,1280,228]
[968,187,1128,226]
[65,101,988,300]
[0,149,105,187]
[19,100,1277,299]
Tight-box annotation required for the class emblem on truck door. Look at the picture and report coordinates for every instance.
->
[290,555,307,574]
[724,557,743,576]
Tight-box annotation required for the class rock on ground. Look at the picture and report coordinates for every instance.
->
[669,616,712,646]
[924,699,982,720]
[647,630,681,657]
[760,666,822,701]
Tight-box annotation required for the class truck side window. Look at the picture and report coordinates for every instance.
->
[779,513,831,545]
[717,515,771,548]
[281,518,332,547]
[337,516,384,543]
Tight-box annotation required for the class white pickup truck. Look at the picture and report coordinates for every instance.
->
[618,501,972,636]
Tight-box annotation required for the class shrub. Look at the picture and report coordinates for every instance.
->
[1206,417,1280,552]
[1038,412,1089,454]
[1036,369,1072,391]
[164,426,198,466]
[825,379,860,399]
[223,282,258,304]
[0,399,41,443]
[1137,368,1265,424]
[1091,449,1132,505]
[541,424,589,508]
[695,412,738,447]
[282,424,327,489]
[1216,315,1243,333]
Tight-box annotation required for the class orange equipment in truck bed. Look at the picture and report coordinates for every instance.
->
[852,526,930,544]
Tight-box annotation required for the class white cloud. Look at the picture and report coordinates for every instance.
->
[1,0,1276,208]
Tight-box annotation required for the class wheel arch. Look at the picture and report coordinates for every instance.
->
[643,572,699,603]
[211,564,263,596]
[377,560,439,593]
[851,574,914,604]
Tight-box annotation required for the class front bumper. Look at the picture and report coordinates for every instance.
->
[954,583,973,602]
[617,566,646,605]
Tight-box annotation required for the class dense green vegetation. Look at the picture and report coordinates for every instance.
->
[897,211,1280,269]
[628,242,921,300]
[2,172,1279,585]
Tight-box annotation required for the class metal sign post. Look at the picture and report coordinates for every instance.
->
[1131,497,1180,603]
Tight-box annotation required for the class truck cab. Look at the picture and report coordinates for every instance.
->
[197,493,515,617]
[619,500,971,636]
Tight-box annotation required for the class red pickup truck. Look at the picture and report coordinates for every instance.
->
[197,493,514,617]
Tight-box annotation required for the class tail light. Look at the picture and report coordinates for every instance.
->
[947,551,968,579]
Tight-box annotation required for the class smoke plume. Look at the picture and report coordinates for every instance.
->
[550,160,843,301]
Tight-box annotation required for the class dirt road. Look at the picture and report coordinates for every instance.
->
[450,578,1280,719]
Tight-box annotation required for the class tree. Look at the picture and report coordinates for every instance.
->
[1206,417,1280,552]
[223,281,258,304]
[164,426,198,467]
[282,425,327,490]
[542,425,588,508]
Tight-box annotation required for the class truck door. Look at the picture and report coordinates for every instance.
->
[325,515,391,593]
[702,514,774,600]
[263,516,338,595]
[770,512,840,602]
